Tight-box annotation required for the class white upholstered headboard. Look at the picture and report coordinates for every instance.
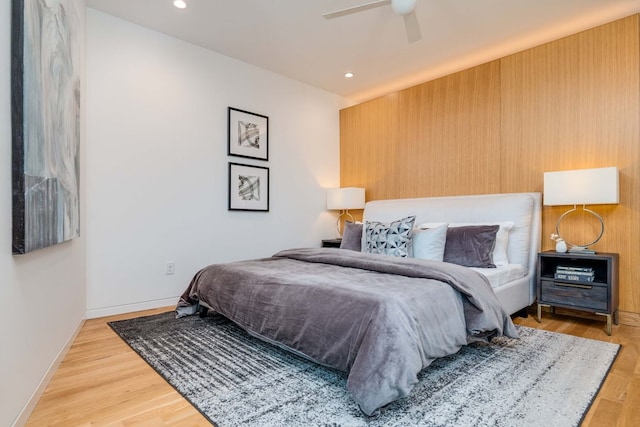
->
[363,192,542,314]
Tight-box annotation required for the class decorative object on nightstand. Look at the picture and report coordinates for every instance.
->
[543,167,619,254]
[326,187,365,236]
[550,233,567,253]
[536,251,619,335]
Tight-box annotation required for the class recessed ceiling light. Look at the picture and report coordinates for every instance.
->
[344,72,354,78]
[173,0,187,9]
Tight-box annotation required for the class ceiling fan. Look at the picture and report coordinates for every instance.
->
[323,0,422,43]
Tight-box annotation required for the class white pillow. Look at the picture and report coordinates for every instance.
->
[412,223,448,261]
[447,222,514,266]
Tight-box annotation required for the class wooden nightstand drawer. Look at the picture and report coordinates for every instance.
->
[540,279,607,311]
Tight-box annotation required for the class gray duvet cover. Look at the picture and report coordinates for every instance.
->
[177,248,518,416]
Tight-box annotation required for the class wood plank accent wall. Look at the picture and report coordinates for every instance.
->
[339,15,640,316]
[340,60,502,200]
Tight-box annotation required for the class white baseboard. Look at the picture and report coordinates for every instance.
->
[86,296,179,319]
[13,316,86,427]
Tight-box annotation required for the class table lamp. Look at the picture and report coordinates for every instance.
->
[326,187,365,236]
[543,167,619,253]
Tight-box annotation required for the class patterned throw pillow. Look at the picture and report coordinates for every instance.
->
[364,216,416,257]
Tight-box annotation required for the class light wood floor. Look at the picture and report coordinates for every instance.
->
[25,307,640,426]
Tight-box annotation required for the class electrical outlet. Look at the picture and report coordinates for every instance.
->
[165,262,175,275]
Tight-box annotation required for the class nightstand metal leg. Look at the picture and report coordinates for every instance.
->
[597,312,613,336]
[536,304,542,323]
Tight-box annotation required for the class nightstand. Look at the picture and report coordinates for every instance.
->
[321,238,342,248]
[536,251,619,335]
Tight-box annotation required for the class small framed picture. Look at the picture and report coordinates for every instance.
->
[228,107,269,161]
[228,163,270,211]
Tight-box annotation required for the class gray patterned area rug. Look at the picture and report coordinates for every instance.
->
[109,312,619,427]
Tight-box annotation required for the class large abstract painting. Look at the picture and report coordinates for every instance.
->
[11,0,81,254]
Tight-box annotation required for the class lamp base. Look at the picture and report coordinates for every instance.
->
[568,246,596,255]
[335,210,355,236]
[556,205,604,254]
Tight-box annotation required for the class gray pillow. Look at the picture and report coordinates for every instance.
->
[363,216,416,258]
[443,225,499,268]
[340,222,363,251]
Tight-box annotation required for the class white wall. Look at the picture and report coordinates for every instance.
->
[85,10,346,317]
[0,1,87,426]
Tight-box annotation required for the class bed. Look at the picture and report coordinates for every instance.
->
[176,192,541,416]
[363,192,542,315]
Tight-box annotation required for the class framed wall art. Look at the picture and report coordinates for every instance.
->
[228,163,269,212]
[11,0,82,254]
[228,107,269,161]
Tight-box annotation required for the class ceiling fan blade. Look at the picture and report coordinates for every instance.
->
[403,13,422,43]
[322,0,391,19]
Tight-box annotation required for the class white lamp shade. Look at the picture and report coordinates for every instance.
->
[326,187,365,210]
[543,167,619,206]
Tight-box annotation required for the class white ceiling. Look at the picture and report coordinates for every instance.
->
[86,0,640,103]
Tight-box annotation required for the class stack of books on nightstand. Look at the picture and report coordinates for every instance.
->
[554,266,595,282]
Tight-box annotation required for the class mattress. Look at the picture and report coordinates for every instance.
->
[471,264,527,289]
